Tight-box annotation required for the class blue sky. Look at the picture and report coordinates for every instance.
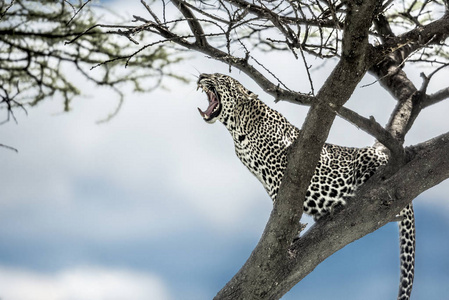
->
[1,1,449,299]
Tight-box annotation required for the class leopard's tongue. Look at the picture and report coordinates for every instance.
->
[198,91,219,118]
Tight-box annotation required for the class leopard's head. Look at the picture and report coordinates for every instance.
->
[197,73,257,125]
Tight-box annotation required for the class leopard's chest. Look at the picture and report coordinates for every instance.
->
[232,129,290,199]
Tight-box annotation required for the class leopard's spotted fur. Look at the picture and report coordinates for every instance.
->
[197,73,415,300]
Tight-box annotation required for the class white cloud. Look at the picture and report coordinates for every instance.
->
[0,266,171,300]
[0,68,272,241]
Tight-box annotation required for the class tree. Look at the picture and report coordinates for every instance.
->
[0,0,183,129]
[61,0,449,299]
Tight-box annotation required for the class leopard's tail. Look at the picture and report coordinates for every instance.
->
[397,204,415,300]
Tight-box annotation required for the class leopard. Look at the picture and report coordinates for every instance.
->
[196,73,416,300]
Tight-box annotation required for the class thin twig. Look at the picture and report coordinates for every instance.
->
[141,0,163,26]
[419,63,449,94]
[297,42,315,96]
[0,0,16,20]
[66,0,92,26]
[0,143,18,153]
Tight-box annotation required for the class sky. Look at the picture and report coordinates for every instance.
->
[1,1,449,300]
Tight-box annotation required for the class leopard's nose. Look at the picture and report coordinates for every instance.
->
[198,73,210,83]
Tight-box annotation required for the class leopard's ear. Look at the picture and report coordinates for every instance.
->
[237,84,258,101]
[247,89,259,100]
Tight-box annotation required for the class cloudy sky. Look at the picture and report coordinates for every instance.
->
[1,1,449,300]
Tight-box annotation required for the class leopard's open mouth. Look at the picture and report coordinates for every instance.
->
[197,76,222,122]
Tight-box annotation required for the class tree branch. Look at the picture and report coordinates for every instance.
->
[369,53,419,167]
[225,0,344,28]
[171,0,209,47]
[419,63,449,108]
[130,1,315,104]
[337,106,404,158]
[370,11,449,67]
[424,87,449,108]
